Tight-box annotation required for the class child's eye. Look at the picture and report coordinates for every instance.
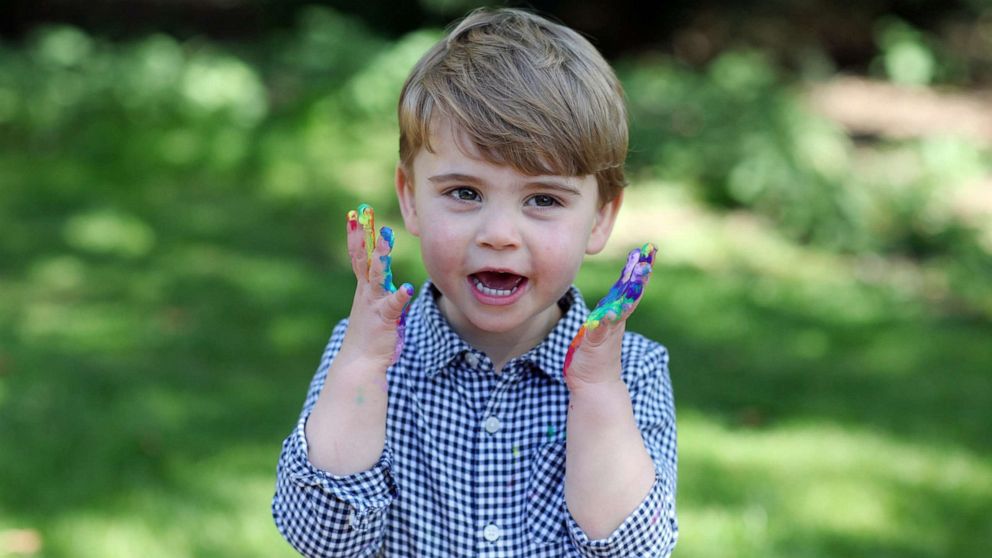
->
[447,187,481,202]
[527,194,561,208]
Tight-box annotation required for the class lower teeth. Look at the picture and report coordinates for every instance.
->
[473,278,519,297]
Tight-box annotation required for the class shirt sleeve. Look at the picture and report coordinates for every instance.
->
[564,339,679,557]
[272,319,399,558]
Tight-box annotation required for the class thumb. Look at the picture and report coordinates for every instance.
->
[580,316,618,348]
[382,283,415,321]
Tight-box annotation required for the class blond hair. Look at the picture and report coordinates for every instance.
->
[398,7,628,203]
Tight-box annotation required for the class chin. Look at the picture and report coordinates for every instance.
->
[463,307,528,334]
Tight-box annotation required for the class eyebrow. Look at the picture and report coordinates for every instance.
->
[427,173,481,185]
[427,173,583,196]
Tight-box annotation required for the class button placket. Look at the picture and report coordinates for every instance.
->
[476,365,525,552]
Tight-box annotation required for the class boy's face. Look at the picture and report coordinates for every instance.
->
[396,118,622,344]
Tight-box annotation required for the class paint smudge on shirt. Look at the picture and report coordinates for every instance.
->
[349,203,413,362]
[563,243,656,377]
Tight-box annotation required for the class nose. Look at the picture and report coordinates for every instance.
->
[475,207,521,250]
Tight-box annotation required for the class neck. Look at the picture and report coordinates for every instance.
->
[439,297,562,372]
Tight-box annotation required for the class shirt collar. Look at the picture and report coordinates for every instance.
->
[405,281,588,384]
[409,282,473,378]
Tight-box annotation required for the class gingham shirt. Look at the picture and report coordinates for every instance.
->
[273,281,678,557]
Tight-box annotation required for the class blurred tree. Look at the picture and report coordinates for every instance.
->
[3,0,990,82]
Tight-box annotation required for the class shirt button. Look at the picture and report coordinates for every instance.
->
[464,352,480,368]
[483,523,502,542]
[483,416,501,434]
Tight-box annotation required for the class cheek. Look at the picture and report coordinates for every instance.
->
[419,223,465,268]
[532,228,587,276]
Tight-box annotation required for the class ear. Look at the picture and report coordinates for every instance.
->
[585,190,623,255]
[395,163,420,237]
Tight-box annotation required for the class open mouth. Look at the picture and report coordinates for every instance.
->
[470,271,526,297]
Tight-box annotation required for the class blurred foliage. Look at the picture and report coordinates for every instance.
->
[623,50,861,246]
[0,5,990,558]
[620,43,992,315]
[873,17,939,86]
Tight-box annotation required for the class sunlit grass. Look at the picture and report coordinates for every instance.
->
[35,445,297,558]
[676,413,992,557]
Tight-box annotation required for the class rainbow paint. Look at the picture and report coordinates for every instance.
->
[348,203,413,362]
[563,243,657,377]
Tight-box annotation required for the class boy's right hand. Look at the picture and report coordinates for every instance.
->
[339,204,414,371]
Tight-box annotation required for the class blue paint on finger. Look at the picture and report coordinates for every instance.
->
[563,242,657,376]
[349,203,414,364]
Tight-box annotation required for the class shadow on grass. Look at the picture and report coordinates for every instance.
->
[0,178,366,519]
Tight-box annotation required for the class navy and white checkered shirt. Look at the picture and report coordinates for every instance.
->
[273,281,678,557]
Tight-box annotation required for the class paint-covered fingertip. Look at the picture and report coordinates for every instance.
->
[380,226,395,248]
[640,242,657,260]
[402,282,415,296]
[357,203,375,230]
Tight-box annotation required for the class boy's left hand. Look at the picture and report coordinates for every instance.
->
[563,243,656,389]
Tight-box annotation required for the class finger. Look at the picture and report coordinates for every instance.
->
[581,314,621,347]
[623,260,652,302]
[586,249,654,326]
[597,249,638,304]
[616,261,652,321]
[381,226,398,292]
[381,282,415,322]
[565,313,625,381]
[369,225,395,293]
[346,209,369,281]
[595,246,644,309]
[358,204,377,269]
[620,246,641,283]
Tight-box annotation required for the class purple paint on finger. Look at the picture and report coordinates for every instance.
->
[563,242,657,376]
[587,243,655,326]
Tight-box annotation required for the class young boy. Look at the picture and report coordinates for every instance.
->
[272,7,678,557]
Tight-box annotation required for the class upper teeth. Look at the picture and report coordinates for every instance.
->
[472,277,519,297]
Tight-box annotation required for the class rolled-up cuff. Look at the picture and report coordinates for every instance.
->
[566,470,678,557]
[285,413,398,530]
